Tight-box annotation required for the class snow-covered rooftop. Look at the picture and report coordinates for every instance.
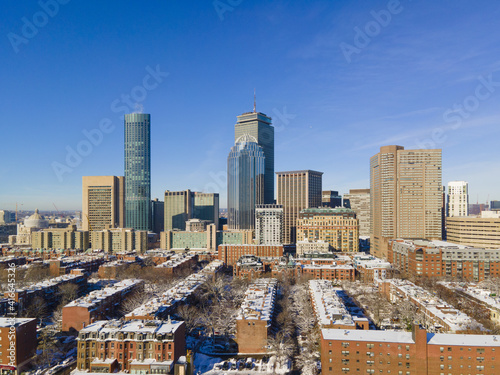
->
[13,272,84,293]
[237,278,277,323]
[309,280,355,327]
[439,281,500,312]
[64,279,143,309]
[0,317,35,327]
[125,260,223,319]
[322,328,415,343]
[78,318,183,337]
[386,279,484,332]
[155,252,196,268]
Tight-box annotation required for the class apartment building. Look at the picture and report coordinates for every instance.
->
[352,254,392,283]
[218,244,283,266]
[276,170,323,244]
[309,280,369,329]
[5,273,86,313]
[0,318,37,374]
[389,239,500,281]
[446,216,500,249]
[321,324,500,375]
[380,279,482,333]
[439,281,500,325]
[255,204,284,245]
[447,181,469,217]
[236,278,277,354]
[296,208,359,252]
[82,176,125,231]
[370,146,442,259]
[62,279,144,332]
[31,226,89,250]
[49,255,106,276]
[343,189,371,237]
[125,260,223,320]
[75,319,185,373]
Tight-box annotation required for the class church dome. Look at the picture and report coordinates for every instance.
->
[24,209,49,229]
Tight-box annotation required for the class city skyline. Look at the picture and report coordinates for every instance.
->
[2,1,500,210]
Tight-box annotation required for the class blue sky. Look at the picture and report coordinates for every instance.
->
[1,0,499,210]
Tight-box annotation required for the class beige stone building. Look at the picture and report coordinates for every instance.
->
[82,176,125,231]
[276,170,323,244]
[31,225,89,250]
[296,209,359,252]
[370,146,442,259]
[90,228,147,253]
[343,189,370,237]
[446,216,500,249]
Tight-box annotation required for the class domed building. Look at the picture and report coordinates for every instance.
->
[23,209,49,229]
[8,209,49,246]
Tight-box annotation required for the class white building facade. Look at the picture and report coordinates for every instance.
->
[255,204,284,245]
[447,181,469,217]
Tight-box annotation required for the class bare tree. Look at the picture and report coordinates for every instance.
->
[176,304,203,334]
[119,289,153,315]
[23,296,47,322]
[51,307,63,331]
[58,283,79,305]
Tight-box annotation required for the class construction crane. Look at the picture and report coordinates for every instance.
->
[53,203,64,219]
[83,213,93,231]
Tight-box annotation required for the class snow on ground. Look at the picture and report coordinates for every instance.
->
[193,353,223,374]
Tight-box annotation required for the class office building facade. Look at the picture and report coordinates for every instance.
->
[164,190,219,231]
[227,135,265,230]
[446,216,500,249]
[447,181,469,217]
[82,176,125,231]
[235,111,274,204]
[276,170,323,244]
[370,146,442,259]
[255,204,284,245]
[151,198,164,234]
[124,113,151,231]
[343,188,370,237]
[322,190,342,208]
[296,208,359,252]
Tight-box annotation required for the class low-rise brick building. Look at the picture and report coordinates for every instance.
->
[76,319,185,373]
[310,280,369,329]
[321,325,500,375]
[5,273,86,313]
[218,244,283,266]
[389,239,500,281]
[236,278,277,354]
[62,279,144,332]
[125,260,223,320]
[380,279,482,333]
[0,318,37,374]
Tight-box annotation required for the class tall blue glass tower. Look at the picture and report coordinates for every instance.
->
[124,113,151,231]
[227,134,265,230]
[235,111,274,204]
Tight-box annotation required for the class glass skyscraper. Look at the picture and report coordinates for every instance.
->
[227,134,265,230]
[124,113,151,231]
[235,111,274,204]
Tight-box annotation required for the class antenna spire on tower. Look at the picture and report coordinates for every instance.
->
[253,89,256,113]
